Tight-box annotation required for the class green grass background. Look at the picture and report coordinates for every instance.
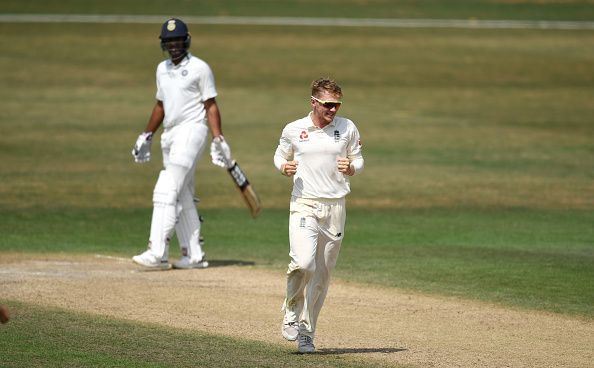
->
[3,0,594,20]
[1,1,593,366]
[0,302,395,368]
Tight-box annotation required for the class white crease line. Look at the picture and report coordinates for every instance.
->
[0,269,82,277]
[94,254,130,262]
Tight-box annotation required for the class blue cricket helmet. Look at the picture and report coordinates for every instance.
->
[159,18,191,51]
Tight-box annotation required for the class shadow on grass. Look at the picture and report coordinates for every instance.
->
[206,259,256,267]
[294,347,407,355]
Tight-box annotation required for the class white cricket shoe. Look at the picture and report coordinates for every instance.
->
[132,251,171,270]
[282,321,299,341]
[297,334,315,354]
[173,254,209,269]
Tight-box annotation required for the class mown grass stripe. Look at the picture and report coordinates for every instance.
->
[1,14,593,30]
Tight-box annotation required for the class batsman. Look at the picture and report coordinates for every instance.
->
[131,18,233,269]
[274,78,364,353]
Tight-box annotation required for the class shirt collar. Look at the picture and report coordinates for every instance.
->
[307,112,336,130]
[166,53,192,68]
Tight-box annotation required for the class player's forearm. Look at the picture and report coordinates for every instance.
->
[350,156,364,175]
[144,101,164,133]
[338,156,364,176]
[205,98,223,137]
[273,152,287,172]
[274,151,298,176]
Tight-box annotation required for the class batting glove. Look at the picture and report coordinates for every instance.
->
[132,132,153,163]
[210,136,233,168]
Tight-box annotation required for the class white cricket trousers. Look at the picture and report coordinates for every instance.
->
[283,196,346,338]
[148,122,208,261]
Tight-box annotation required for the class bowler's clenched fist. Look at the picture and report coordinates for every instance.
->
[337,157,354,176]
[282,161,299,176]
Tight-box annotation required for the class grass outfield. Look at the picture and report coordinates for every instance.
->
[1,24,592,210]
[0,1,593,366]
[2,0,594,20]
[1,207,592,316]
[0,11,592,314]
[0,302,391,368]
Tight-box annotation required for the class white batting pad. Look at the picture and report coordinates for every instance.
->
[148,170,181,259]
[176,207,204,261]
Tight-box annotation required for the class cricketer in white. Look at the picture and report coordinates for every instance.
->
[273,78,364,353]
[131,18,232,270]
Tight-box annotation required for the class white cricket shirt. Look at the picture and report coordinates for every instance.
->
[274,113,363,199]
[155,53,217,129]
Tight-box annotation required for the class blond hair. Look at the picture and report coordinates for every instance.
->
[311,78,342,99]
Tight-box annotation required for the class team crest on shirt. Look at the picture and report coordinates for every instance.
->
[334,130,340,142]
[299,130,309,142]
[182,70,188,77]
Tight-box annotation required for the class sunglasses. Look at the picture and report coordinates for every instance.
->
[311,96,342,109]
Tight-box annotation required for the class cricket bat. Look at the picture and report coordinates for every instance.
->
[213,138,261,218]
[226,160,261,218]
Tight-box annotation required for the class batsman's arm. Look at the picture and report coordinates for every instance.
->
[132,100,164,163]
[205,98,222,138]
[144,100,165,133]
